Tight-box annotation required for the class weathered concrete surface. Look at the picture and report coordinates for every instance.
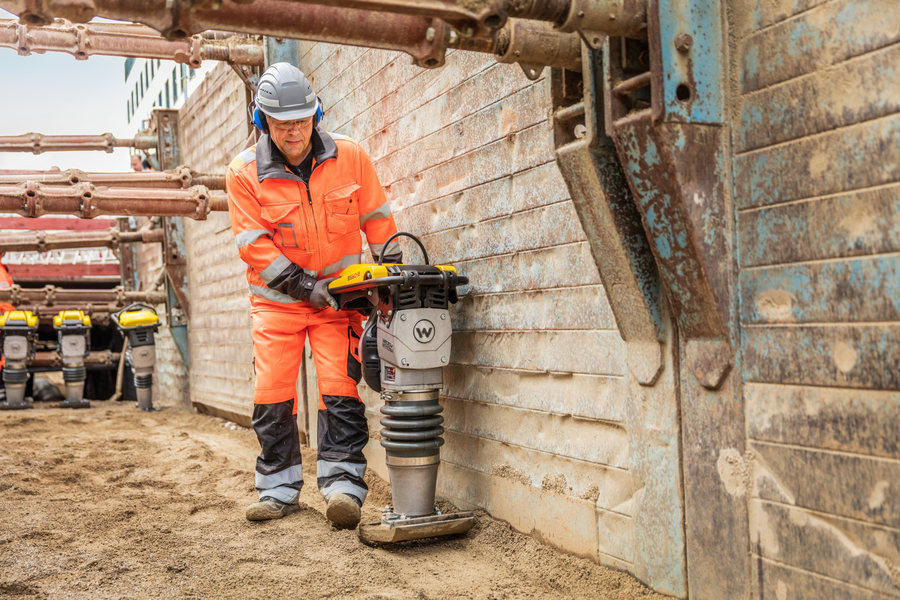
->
[734,0,900,596]
[739,0,900,93]
[738,184,900,268]
[178,63,257,425]
[737,42,900,153]
[745,383,900,459]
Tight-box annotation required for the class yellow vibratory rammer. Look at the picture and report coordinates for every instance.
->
[327,233,475,544]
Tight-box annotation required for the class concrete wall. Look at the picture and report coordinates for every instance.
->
[732,1,900,597]
[297,42,685,595]
[178,63,257,423]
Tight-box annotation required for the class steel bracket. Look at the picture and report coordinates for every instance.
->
[550,48,666,386]
[603,0,732,390]
[151,109,181,171]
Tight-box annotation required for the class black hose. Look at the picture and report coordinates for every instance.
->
[378,231,429,265]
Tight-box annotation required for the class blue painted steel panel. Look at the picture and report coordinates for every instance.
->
[657,0,725,124]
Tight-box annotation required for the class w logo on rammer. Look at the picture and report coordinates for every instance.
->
[413,320,435,343]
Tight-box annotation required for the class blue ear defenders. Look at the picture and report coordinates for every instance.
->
[250,96,324,133]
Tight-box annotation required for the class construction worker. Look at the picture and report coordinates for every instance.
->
[227,63,401,530]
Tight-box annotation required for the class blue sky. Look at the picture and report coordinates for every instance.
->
[0,12,132,172]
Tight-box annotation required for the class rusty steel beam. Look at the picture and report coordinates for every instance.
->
[0,182,212,219]
[279,0,505,38]
[0,166,225,190]
[0,228,164,253]
[0,1,595,72]
[504,0,646,42]
[0,0,451,68]
[0,217,116,230]
[276,0,645,42]
[0,284,166,308]
[0,18,264,66]
[0,132,157,154]
[492,19,582,79]
[208,190,229,212]
[7,264,120,285]
[32,350,119,368]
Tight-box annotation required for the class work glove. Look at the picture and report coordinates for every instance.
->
[265,264,338,310]
[309,277,339,311]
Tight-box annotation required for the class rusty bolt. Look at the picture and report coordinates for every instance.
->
[425,27,436,42]
[674,33,693,52]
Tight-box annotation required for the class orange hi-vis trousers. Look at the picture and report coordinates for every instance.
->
[250,303,369,506]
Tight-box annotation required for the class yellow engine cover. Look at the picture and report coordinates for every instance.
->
[54,309,92,328]
[328,263,459,291]
[0,310,38,328]
[118,309,159,329]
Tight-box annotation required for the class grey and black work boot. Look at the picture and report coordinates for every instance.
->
[245,497,301,521]
[326,493,361,530]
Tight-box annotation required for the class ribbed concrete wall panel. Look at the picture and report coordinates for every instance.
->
[179,63,257,425]
[734,1,900,595]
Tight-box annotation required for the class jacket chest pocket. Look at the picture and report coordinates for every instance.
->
[261,202,307,251]
[323,183,360,243]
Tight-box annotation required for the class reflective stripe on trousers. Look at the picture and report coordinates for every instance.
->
[252,400,304,504]
[317,393,369,503]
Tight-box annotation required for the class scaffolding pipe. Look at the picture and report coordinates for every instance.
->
[0,132,157,154]
[0,182,212,219]
[0,228,164,253]
[208,190,229,213]
[32,350,120,368]
[0,0,647,63]
[0,167,225,190]
[270,0,505,38]
[2,0,450,67]
[0,18,265,66]
[492,19,583,74]
[0,285,166,308]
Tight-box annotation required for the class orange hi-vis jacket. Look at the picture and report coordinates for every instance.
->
[0,262,14,314]
[226,128,400,310]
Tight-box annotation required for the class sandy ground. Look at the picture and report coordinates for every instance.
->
[0,395,664,600]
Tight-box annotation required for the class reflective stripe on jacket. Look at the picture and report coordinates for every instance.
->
[226,128,400,309]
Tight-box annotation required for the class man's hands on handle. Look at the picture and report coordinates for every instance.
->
[309,277,339,311]
[266,264,339,310]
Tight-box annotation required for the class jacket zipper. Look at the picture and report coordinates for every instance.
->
[301,155,336,278]
[302,164,319,275]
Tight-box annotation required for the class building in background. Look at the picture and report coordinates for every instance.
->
[124,57,214,136]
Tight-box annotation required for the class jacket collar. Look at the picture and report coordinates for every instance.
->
[256,126,338,183]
